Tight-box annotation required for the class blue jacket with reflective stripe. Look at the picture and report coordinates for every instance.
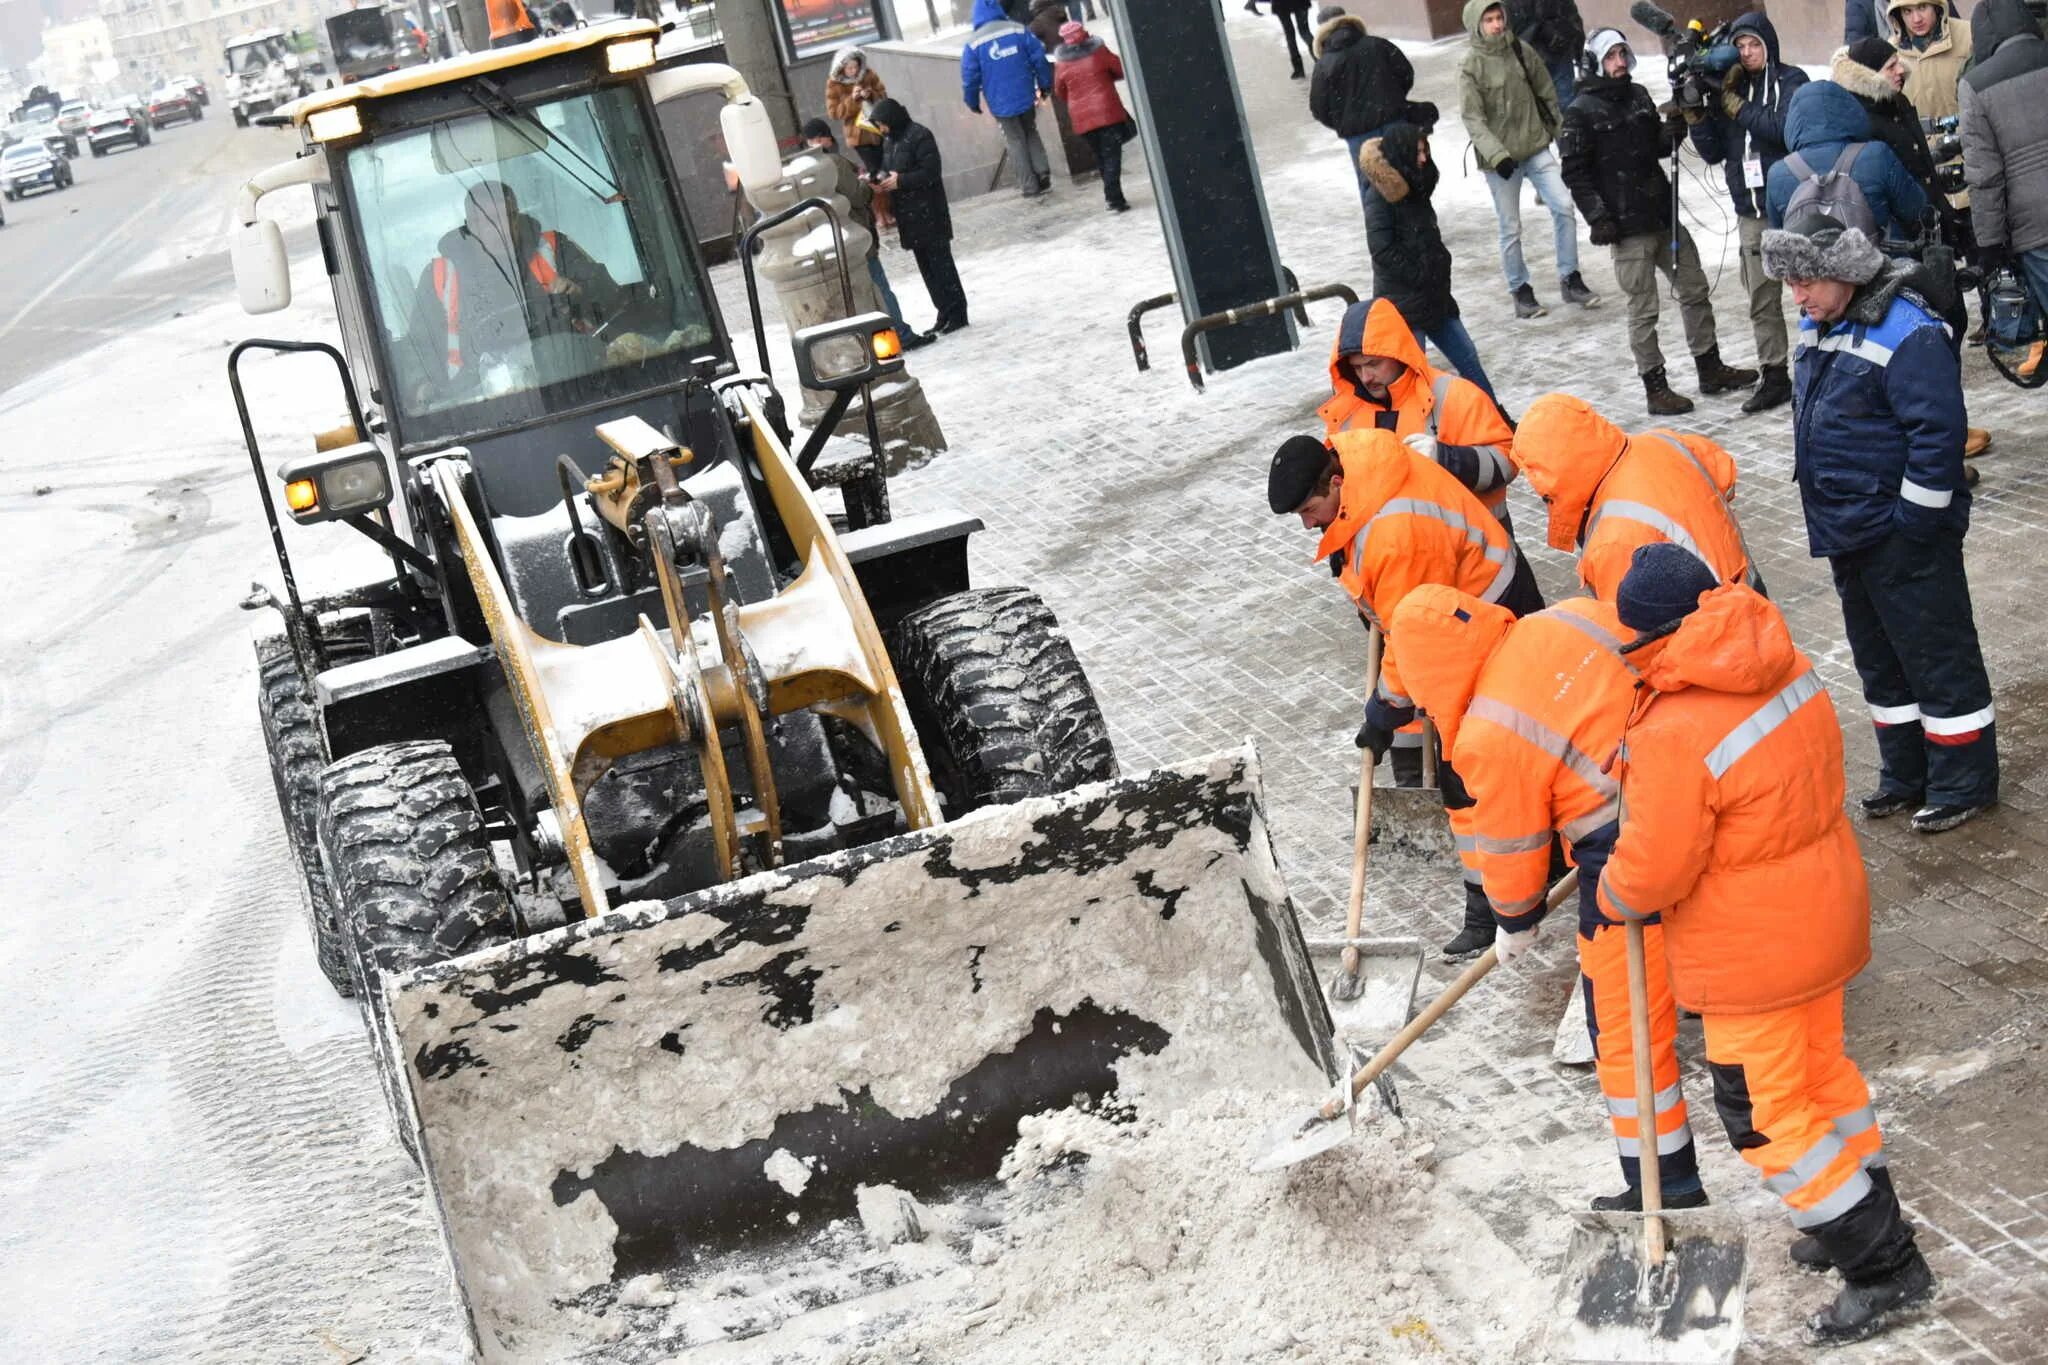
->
[962,0,1053,118]
[1790,264,1968,558]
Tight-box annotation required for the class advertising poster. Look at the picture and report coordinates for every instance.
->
[778,0,882,60]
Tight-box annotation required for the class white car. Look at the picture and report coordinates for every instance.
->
[1,139,75,200]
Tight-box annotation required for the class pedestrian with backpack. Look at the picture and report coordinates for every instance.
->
[1764,80,1929,237]
[1560,30,1758,415]
[1460,0,1601,319]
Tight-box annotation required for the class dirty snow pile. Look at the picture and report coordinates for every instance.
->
[805,1089,1543,1364]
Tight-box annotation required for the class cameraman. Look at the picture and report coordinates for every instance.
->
[1689,13,1807,412]
[1960,0,2048,330]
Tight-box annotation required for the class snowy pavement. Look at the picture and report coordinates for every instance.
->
[4,11,2048,1363]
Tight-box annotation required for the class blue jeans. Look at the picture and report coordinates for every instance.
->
[1547,56,1576,108]
[2018,248,2048,330]
[1420,314,1497,402]
[1483,144,1580,292]
[867,253,905,328]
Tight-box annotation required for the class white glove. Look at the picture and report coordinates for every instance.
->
[1494,924,1540,966]
[1402,432,1437,459]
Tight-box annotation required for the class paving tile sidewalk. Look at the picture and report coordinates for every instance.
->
[713,14,2048,1360]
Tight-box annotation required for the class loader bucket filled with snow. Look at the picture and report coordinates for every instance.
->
[385,746,1339,1362]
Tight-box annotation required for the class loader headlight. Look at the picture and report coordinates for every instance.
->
[306,103,362,143]
[606,37,657,74]
[277,442,393,524]
[792,312,906,393]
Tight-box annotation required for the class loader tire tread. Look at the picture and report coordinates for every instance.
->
[254,620,385,998]
[889,586,1117,811]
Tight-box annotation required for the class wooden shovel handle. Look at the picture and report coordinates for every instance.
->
[1339,628,1384,977]
[1324,868,1581,1118]
[1626,918,1668,1266]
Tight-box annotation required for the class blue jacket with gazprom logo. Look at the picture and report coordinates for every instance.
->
[1791,263,1968,558]
[962,0,1053,118]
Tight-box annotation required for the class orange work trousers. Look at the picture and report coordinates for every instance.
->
[1700,986,1883,1228]
[1580,920,1700,1190]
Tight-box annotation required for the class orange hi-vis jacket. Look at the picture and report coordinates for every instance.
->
[1392,587,1636,929]
[1315,429,1523,713]
[1318,299,1518,517]
[1598,585,1872,1015]
[487,0,535,39]
[1514,393,1758,603]
[431,231,565,374]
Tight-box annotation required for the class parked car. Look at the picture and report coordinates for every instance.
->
[1,139,75,199]
[147,85,201,129]
[86,106,150,156]
[173,74,210,106]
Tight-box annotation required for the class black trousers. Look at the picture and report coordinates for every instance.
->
[1080,126,1127,207]
[911,241,968,329]
[1276,7,1313,75]
[1828,531,1997,807]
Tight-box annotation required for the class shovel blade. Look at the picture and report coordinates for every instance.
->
[1308,937,1425,1037]
[1364,786,1455,860]
[1552,1211,1748,1364]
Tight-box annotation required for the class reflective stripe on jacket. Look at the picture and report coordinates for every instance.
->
[1319,298,1518,513]
[1597,584,1871,1013]
[1394,587,1636,929]
[1314,427,1520,710]
[431,230,561,374]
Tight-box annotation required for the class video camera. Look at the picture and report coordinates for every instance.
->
[1629,0,1741,112]
[1925,114,1967,195]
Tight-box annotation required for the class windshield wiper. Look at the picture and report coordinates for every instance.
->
[465,77,622,206]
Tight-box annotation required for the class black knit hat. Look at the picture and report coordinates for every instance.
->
[1843,35,1896,70]
[1268,435,1334,514]
[801,117,835,142]
[1616,543,1720,636]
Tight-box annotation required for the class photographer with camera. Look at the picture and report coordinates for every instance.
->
[1561,30,1757,415]
[1688,13,1807,413]
[1960,0,2048,376]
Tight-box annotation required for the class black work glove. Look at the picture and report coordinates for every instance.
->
[1355,694,1415,759]
[1589,218,1619,246]
[1438,764,1477,811]
[1494,156,1519,181]
[1355,718,1395,759]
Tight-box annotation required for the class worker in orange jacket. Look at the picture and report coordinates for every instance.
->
[1599,544,1932,1345]
[1391,584,1704,1211]
[1513,391,1762,603]
[1321,298,1525,786]
[1268,428,1544,958]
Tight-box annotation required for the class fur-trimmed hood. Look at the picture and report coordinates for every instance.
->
[1313,12,1367,58]
[1359,138,1410,201]
[1829,45,1905,103]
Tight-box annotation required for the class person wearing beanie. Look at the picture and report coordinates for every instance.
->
[1601,545,1936,1344]
[1460,0,1601,319]
[1311,8,1430,217]
[1390,582,1707,1218]
[871,100,971,336]
[1560,29,1757,416]
[800,120,933,351]
[1267,428,1546,960]
[1688,13,1808,413]
[1050,20,1133,212]
[1763,213,1997,833]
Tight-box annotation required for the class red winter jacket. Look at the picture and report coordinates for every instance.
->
[1052,40,1128,136]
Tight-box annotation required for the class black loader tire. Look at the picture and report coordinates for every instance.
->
[318,740,514,1158]
[889,586,1117,814]
[256,644,354,996]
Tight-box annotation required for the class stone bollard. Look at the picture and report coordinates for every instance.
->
[745,152,947,472]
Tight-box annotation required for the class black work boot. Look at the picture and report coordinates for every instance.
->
[1742,362,1792,413]
[1859,788,1921,819]
[1513,283,1547,319]
[1695,345,1760,395]
[1642,366,1695,416]
[1809,1248,1936,1344]
[1560,271,1602,307]
[1789,1234,1833,1271]
[1441,883,1495,961]
[1389,745,1425,788]
[1590,1183,1711,1213]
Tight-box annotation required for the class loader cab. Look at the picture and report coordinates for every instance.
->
[291,26,736,517]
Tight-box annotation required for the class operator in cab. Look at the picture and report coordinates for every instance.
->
[403,178,626,404]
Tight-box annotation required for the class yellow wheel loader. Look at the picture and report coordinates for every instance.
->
[228,23,1338,1360]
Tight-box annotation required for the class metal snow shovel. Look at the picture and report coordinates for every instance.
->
[1306,628,1429,1037]
[1550,920,1747,1364]
[1253,870,1579,1174]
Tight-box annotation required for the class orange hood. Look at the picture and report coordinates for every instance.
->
[1640,584,1800,696]
[1312,428,1410,564]
[1387,584,1515,754]
[1513,392,1629,553]
[1326,298,1436,414]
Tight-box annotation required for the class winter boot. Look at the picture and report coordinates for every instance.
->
[1560,271,1601,307]
[1808,1248,1936,1345]
[1912,801,1994,834]
[1789,1234,1834,1271]
[1859,788,1921,819]
[1642,366,1695,416]
[1590,1183,1711,1213]
[1741,362,1792,414]
[1512,283,1547,319]
[1441,882,1495,961]
[1694,346,1759,396]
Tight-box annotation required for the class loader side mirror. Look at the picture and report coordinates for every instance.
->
[719,95,782,194]
[233,218,291,314]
